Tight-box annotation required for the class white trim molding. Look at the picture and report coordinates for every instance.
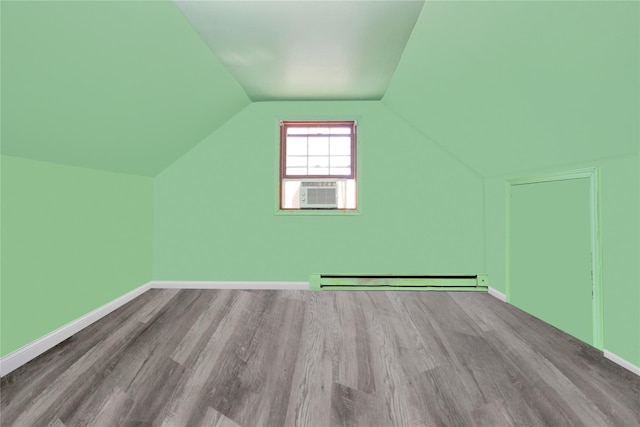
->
[488,286,507,302]
[0,282,152,377]
[0,281,308,377]
[3,279,637,382]
[150,281,310,290]
[604,350,640,377]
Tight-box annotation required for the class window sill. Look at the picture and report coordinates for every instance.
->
[275,209,361,216]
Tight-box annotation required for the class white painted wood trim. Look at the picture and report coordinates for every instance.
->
[0,282,152,377]
[0,281,307,377]
[488,287,507,302]
[604,350,640,377]
[3,279,636,382]
[150,281,310,290]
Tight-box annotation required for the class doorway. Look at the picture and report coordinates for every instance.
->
[507,168,602,348]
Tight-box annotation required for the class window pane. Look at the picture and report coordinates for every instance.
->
[329,137,351,155]
[307,127,327,135]
[287,137,307,155]
[330,127,352,135]
[309,167,329,175]
[287,127,308,135]
[308,137,329,155]
[330,156,351,167]
[286,167,307,175]
[308,156,329,168]
[286,156,307,167]
[329,167,351,176]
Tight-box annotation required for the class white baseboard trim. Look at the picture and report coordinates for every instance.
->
[604,350,640,376]
[150,281,310,290]
[0,280,308,377]
[488,286,507,302]
[0,282,152,378]
[9,279,634,381]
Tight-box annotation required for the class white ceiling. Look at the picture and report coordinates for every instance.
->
[175,1,425,101]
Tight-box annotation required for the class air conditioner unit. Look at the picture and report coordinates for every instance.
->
[300,179,340,209]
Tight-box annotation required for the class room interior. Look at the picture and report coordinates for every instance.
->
[1,0,639,425]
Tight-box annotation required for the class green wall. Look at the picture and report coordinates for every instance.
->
[384,1,639,366]
[598,155,640,366]
[1,156,153,356]
[1,0,250,176]
[383,1,638,177]
[484,156,640,367]
[153,101,485,281]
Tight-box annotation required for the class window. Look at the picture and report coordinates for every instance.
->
[280,121,357,210]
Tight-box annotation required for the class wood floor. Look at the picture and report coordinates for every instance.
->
[2,290,639,427]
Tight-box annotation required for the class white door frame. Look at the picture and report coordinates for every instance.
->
[505,167,603,350]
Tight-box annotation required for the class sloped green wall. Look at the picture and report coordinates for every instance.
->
[153,101,485,281]
[384,1,638,176]
[1,156,153,356]
[384,1,639,365]
[1,0,250,176]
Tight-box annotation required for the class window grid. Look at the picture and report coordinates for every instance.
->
[279,120,357,210]
[280,121,356,180]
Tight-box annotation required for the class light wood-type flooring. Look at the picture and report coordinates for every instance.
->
[2,289,639,426]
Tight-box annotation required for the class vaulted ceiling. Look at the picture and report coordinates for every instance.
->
[174,0,424,101]
[2,1,638,177]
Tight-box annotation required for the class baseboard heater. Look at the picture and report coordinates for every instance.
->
[309,274,488,291]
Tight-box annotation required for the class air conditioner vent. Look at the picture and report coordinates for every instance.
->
[300,180,339,209]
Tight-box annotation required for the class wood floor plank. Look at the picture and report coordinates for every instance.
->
[46,417,67,427]
[331,292,376,394]
[132,288,181,324]
[330,382,383,427]
[200,406,243,427]
[233,294,306,427]
[2,289,639,427]
[197,291,282,426]
[412,366,478,427]
[157,291,256,427]
[449,292,505,333]
[487,294,640,424]
[77,386,129,427]
[394,293,487,406]
[56,289,207,426]
[7,310,153,426]
[284,292,335,427]
[0,288,156,415]
[171,289,238,368]
[364,295,431,427]
[471,399,516,427]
